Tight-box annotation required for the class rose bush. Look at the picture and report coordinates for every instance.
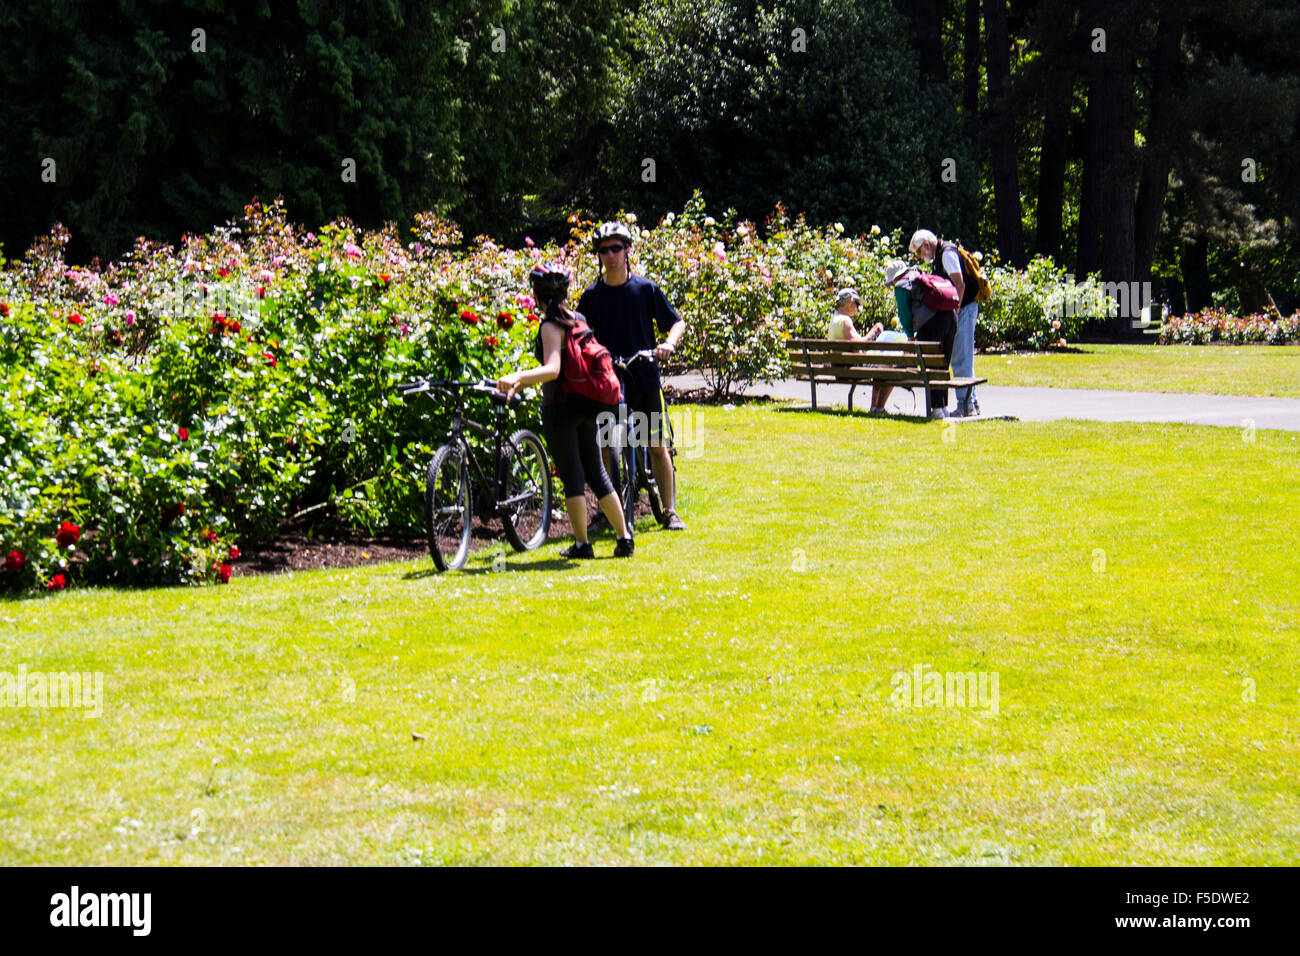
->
[1157,307,1300,345]
[0,195,1152,592]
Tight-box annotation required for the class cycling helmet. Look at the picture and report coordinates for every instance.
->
[528,262,573,302]
[591,221,634,251]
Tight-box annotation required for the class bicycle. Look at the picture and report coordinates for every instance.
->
[605,350,677,529]
[397,378,551,572]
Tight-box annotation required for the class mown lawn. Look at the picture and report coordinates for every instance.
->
[2,405,1297,865]
[987,343,1300,397]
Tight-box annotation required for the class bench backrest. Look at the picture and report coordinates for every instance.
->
[787,338,950,381]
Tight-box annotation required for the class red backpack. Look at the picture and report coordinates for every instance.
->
[912,272,961,311]
[559,314,622,405]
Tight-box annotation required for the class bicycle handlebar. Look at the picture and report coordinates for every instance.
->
[612,349,658,370]
[397,378,523,407]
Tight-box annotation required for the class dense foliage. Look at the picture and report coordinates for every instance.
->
[1,197,1128,593]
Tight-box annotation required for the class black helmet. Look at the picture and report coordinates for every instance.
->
[592,221,634,251]
[529,262,573,302]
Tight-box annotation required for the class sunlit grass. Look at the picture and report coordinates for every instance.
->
[2,405,1297,864]
[987,343,1300,397]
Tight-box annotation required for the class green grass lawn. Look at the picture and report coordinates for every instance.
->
[2,405,1298,865]
[987,343,1300,397]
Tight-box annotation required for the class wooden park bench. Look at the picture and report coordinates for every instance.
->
[786,338,987,416]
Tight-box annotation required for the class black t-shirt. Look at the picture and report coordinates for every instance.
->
[576,274,681,394]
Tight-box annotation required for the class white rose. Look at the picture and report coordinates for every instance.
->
[736,224,748,236]
[834,222,845,233]
[704,216,716,227]
[625,212,637,224]
[870,224,881,235]
[973,251,983,262]
[664,213,675,225]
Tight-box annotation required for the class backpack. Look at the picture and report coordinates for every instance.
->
[943,241,993,304]
[912,272,961,312]
[558,313,622,405]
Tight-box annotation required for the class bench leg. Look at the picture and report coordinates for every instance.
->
[810,379,817,412]
[848,384,856,413]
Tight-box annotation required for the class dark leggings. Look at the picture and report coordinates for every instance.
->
[542,400,616,500]
[916,311,957,410]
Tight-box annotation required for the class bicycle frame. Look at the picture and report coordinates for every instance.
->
[404,380,526,517]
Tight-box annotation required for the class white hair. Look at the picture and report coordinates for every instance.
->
[909,229,937,253]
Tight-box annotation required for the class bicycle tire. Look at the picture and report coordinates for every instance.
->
[643,445,668,525]
[500,429,551,552]
[618,439,638,528]
[426,443,472,571]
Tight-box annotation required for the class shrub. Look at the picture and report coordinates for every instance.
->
[1157,307,1300,345]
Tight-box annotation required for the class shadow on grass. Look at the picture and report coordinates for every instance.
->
[401,556,602,580]
[775,404,933,423]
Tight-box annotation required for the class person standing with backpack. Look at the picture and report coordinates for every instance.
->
[578,221,688,531]
[497,263,634,559]
[884,259,959,417]
[909,229,988,417]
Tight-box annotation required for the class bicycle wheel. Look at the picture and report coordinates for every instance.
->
[618,437,639,528]
[426,443,472,571]
[500,429,551,552]
[641,444,668,525]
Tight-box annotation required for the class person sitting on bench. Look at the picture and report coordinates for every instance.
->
[827,287,907,413]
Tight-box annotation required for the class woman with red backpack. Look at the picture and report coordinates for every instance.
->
[497,263,634,559]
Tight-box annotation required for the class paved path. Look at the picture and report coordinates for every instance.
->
[664,375,1300,432]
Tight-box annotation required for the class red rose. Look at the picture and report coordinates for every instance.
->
[256,286,266,299]
[230,319,241,333]
[263,352,277,368]
[379,274,390,284]
[178,427,189,441]
[55,521,80,549]
[228,545,240,562]
[46,573,67,591]
[204,529,218,543]
[161,502,185,525]
[460,310,480,325]
[0,302,10,316]
[217,268,231,278]
[485,335,499,351]
[4,549,25,573]
[215,563,232,584]
[526,312,539,324]
[496,312,514,330]
[68,313,84,326]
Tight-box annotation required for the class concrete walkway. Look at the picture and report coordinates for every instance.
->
[664,375,1300,432]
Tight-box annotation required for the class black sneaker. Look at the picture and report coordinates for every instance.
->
[662,510,687,531]
[560,541,595,560]
[613,537,635,558]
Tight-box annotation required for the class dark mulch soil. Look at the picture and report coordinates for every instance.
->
[237,489,657,576]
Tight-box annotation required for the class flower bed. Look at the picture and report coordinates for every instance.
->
[1157,307,1300,345]
[1,197,1103,592]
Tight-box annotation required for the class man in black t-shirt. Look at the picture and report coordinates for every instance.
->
[577,221,688,530]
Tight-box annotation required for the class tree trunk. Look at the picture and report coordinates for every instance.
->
[985,0,1026,266]
[1098,40,1137,336]
[963,0,981,117]
[1181,236,1212,312]
[1133,13,1184,285]
[1075,61,1104,278]
[1034,55,1074,262]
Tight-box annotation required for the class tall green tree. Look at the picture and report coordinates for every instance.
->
[612,0,979,237]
